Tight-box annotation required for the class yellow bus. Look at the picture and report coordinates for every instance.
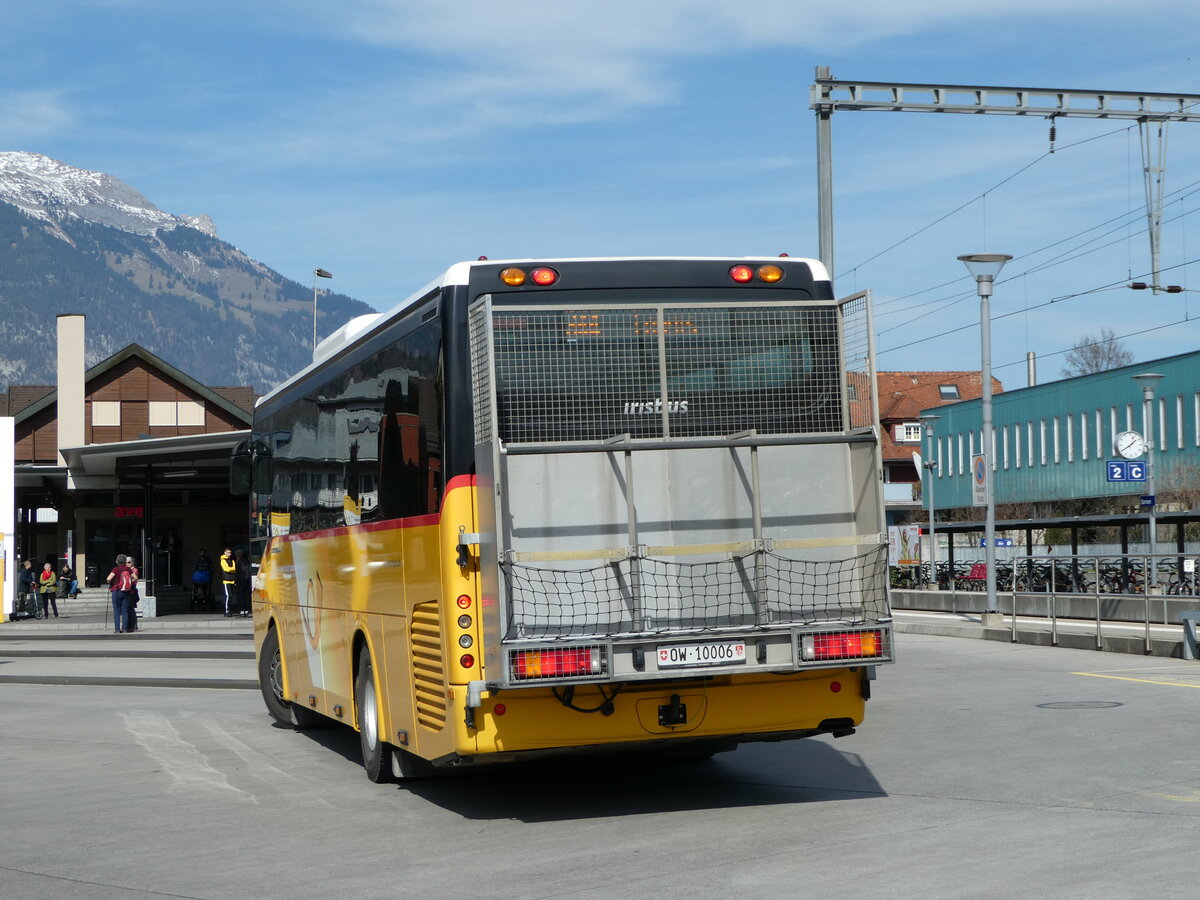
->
[235,257,893,782]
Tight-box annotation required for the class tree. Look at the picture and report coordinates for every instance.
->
[1061,328,1133,377]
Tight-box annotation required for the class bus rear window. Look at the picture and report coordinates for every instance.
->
[488,304,841,443]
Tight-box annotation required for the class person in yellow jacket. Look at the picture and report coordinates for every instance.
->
[220,548,237,617]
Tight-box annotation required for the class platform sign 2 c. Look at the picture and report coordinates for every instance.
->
[1106,460,1146,482]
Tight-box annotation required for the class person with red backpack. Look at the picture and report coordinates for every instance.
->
[106,554,137,634]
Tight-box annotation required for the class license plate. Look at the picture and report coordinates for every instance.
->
[657,640,747,668]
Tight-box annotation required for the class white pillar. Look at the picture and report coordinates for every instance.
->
[1,417,14,621]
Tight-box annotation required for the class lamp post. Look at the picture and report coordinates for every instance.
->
[313,267,333,352]
[958,253,1012,622]
[1133,372,1164,588]
[918,413,940,589]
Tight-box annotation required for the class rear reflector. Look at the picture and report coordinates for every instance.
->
[509,645,606,681]
[799,629,886,663]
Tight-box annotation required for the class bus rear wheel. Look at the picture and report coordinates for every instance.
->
[259,628,323,730]
[355,646,394,783]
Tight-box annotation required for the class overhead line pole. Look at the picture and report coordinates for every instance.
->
[810,70,1200,288]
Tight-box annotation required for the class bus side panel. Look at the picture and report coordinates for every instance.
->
[455,669,866,755]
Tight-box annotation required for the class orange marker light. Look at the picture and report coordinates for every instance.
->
[756,264,784,283]
[500,268,527,286]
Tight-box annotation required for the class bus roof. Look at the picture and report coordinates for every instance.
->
[258,256,831,408]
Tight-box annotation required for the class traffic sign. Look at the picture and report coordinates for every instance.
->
[971,453,987,507]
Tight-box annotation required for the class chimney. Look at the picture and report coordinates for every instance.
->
[1026,351,1037,387]
[57,314,85,467]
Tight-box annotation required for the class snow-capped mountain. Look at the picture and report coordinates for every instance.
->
[0,152,371,392]
[0,151,216,240]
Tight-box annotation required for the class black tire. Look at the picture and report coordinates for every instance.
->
[356,646,394,783]
[259,627,324,729]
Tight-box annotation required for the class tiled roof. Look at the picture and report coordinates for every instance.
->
[877,370,1003,463]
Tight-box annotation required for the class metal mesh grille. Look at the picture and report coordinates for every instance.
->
[839,293,875,431]
[480,304,845,444]
[469,301,493,445]
[501,546,889,639]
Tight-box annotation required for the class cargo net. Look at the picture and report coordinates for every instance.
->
[501,545,889,640]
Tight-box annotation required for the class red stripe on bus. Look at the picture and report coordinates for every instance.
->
[272,475,478,544]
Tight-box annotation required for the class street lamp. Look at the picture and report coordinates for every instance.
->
[313,267,333,352]
[958,253,1012,621]
[1132,372,1164,587]
[918,413,940,590]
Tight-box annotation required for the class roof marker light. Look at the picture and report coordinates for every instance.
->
[500,268,526,286]
[730,265,754,283]
[757,264,784,283]
[530,266,559,286]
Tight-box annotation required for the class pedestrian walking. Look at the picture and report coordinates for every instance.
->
[126,557,141,632]
[220,548,236,617]
[38,562,59,619]
[18,559,38,618]
[106,554,137,634]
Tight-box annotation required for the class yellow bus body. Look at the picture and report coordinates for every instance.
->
[254,479,868,766]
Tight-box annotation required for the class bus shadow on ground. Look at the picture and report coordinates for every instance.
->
[403,739,886,822]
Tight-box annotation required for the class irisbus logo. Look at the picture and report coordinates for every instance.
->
[623,399,690,415]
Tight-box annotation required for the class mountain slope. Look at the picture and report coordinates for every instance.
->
[0,152,373,392]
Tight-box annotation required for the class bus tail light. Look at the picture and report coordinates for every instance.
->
[509,645,606,681]
[730,265,754,283]
[799,629,888,663]
[499,266,560,287]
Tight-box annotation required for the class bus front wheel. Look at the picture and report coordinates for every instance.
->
[259,628,324,730]
[355,646,394,783]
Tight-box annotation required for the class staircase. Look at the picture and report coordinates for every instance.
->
[46,584,205,618]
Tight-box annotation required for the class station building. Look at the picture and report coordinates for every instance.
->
[4,315,253,599]
[918,349,1200,551]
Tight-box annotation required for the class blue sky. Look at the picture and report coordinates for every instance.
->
[5,0,1200,386]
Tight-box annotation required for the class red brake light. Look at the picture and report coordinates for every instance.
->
[530,266,559,286]
[800,629,884,662]
[730,265,754,283]
[457,595,472,609]
[459,654,475,668]
[510,646,604,681]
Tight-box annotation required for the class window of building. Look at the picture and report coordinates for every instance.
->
[1002,425,1009,469]
[1080,410,1088,461]
[92,401,120,427]
[1160,397,1167,453]
[898,422,922,442]
[1027,421,1034,467]
[1178,395,1185,450]
[938,384,960,399]
[846,383,857,401]
[150,400,206,426]
[1040,419,1048,466]
[149,402,176,426]
[1014,423,1022,469]
[178,401,205,427]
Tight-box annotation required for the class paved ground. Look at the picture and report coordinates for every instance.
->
[4,614,1200,897]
